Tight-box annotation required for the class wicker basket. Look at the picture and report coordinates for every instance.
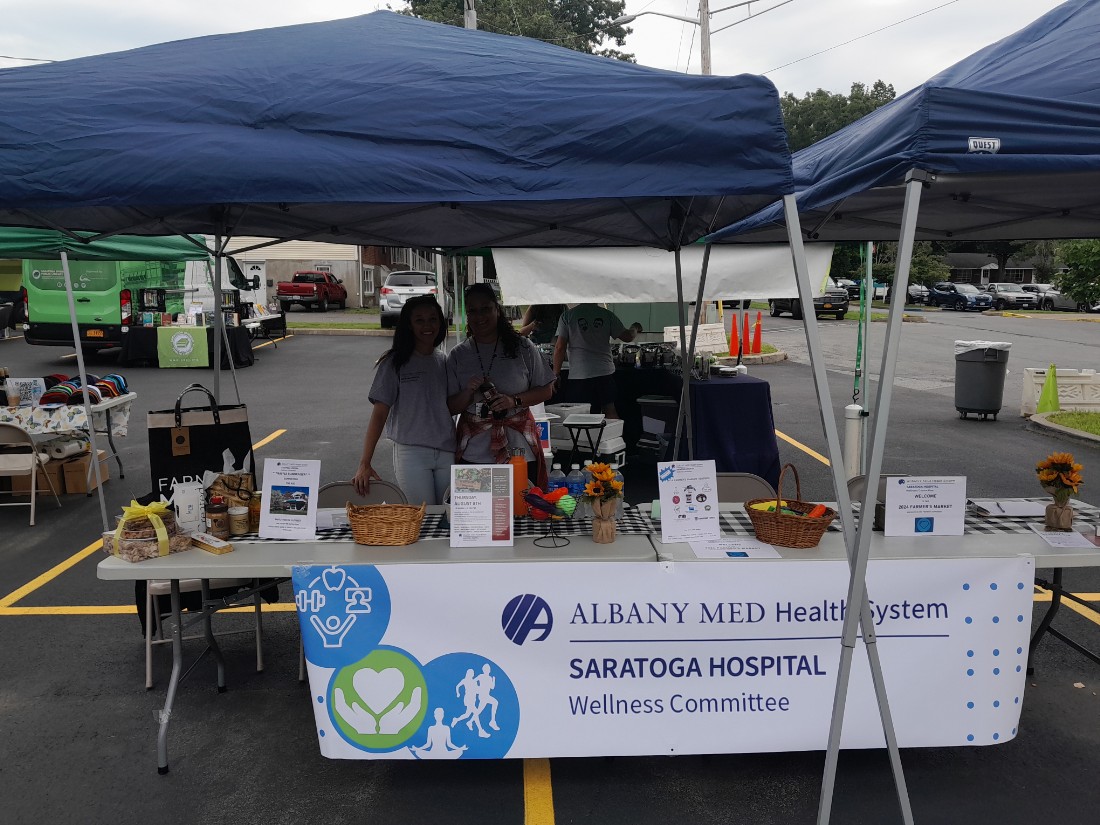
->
[346,502,426,546]
[744,464,836,548]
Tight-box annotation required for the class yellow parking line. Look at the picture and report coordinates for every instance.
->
[0,539,104,608]
[252,334,293,350]
[524,758,555,825]
[774,429,831,466]
[253,429,287,450]
[0,430,287,611]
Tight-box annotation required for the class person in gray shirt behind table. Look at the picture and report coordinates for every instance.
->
[354,295,455,505]
[553,303,642,419]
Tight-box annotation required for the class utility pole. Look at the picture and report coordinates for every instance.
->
[698,0,712,76]
[464,0,477,30]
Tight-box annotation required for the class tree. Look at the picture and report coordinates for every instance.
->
[1030,240,1061,283]
[780,80,895,152]
[1055,240,1100,305]
[404,0,634,60]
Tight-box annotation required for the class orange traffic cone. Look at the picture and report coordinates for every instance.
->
[752,311,763,354]
[742,313,751,357]
[729,314,739,356]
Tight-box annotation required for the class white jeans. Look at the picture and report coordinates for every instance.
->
[393,443,452,506]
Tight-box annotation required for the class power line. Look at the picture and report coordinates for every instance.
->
[763,0,959,75]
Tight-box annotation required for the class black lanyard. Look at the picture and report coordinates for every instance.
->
[473,338,498,380]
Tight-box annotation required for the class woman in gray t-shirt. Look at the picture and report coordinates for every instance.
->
[446,283,556,488]
[355,296,455,505]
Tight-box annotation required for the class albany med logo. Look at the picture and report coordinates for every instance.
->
[502,593,553,645]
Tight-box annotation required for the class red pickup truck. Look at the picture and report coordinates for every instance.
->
[276,270,348,312]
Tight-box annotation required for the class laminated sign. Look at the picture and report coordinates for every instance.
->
[147,383,253,498]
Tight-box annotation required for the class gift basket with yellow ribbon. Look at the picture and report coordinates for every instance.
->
[103,500,193,562]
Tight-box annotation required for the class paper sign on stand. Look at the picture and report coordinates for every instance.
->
[656,460,720,544]
[259,458,321,540]
[884,476,966,537]
[450,465,514,547]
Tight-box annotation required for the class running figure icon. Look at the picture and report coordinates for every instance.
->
[450,664,501,738]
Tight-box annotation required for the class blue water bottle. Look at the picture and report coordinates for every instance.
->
[566,464,586,500]
[547,463,567,494]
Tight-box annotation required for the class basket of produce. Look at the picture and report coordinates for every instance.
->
[744,464,836,548]
[346,502,426,546]
[103,500,193,562]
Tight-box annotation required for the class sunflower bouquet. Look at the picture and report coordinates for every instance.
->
[583,463,623,541]
[1036,451,1083,506]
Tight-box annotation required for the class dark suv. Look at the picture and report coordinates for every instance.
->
[927,282,993,311]
[768,287,850,320]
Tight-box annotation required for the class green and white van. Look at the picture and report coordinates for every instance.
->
[22,256,257,350]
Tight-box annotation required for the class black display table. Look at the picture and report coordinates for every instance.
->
[117,326,254,368]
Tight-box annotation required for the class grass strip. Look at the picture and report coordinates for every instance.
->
[1047,411,1100,437]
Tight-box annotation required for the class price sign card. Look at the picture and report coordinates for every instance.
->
[884,476,966,537]
[450,465,514,547]
[259,458,321,540]
[656,460,720,544]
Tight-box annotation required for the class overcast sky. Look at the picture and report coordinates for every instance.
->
[0,0,1068,96]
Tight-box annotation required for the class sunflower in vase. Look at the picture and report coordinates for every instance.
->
[583,463,623,542]
[1036,451,1083,506]
[1036,451,1083,531]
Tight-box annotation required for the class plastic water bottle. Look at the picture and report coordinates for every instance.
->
[547,463,567,494]
[581,460,595,517]
[611,462,625,518]
[566,463,586,501]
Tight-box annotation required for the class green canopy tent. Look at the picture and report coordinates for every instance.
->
[0,228,239,529]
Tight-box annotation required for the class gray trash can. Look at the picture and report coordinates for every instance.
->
[954,340,1011,420]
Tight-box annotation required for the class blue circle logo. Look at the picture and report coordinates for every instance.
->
[502,594,553,645]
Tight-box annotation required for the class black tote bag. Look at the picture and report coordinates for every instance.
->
[147,383,254,498]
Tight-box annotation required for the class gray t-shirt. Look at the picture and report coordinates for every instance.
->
[555,304,625,380]
[446,336,556,462]
[368,350,456,452]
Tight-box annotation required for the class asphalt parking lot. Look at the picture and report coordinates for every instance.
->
[1,311,1098,824]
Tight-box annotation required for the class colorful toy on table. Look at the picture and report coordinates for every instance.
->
[523,487,575,521]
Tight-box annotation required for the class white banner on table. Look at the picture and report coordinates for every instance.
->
[450,465,514,547]
[884,476,966,537]
[292,556,1033,760]
[258,458,320,540]
[657,460,720,544]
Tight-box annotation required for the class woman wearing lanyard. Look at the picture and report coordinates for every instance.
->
[447,283,556,489]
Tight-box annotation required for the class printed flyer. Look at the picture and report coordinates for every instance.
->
[259,458,321,540]
[292,555,1033,759]
[884,476,966,536]
[656,460,721,544]
[450,464,513,547]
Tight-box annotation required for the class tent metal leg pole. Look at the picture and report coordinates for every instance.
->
[809,177,925,825]
[59,251,109,532]
[213,228,224,404]
[671,248,694,460]
[683,245,712,453]
[780,198,911,825]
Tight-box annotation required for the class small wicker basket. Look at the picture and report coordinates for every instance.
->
[346,502,426,546]
[744,464,836,549]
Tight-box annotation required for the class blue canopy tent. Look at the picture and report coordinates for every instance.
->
[0,10,884,789]
[704,4,1100,821]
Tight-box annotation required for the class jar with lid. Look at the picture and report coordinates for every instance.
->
[205,495,230,539]
[248,490,263,532]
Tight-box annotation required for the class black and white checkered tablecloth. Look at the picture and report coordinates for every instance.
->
[645,499,1100,538]
[234,504,655,544]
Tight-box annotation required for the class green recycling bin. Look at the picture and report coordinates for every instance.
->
[954,340,1011,420]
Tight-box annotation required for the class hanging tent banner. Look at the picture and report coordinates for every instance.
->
[492,245,835,305]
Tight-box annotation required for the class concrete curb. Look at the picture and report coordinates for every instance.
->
[715,351,787,365]
[1026,411,1100,447]
[288,327,392,336]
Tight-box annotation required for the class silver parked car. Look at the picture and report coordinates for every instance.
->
[983,282,1037,310]
[1019,283,1088,311]
[379,271,453,328]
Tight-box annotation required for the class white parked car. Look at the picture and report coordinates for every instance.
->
[379,271,453,328]
[1019,283,1087,311]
